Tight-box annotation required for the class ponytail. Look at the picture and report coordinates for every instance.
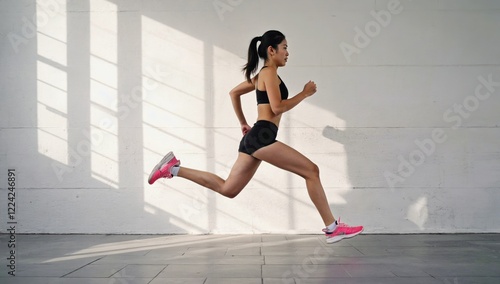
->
[242,31,286,83]
[242,36,261,82]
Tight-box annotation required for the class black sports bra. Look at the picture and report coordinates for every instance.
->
[256,68,289,104]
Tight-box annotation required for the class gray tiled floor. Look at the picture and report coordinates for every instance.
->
[1,234,499,283]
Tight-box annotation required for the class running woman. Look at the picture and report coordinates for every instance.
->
[148,30,363,243]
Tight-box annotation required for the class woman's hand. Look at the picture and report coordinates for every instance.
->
[241,124,252,135]
[303,81,317,97]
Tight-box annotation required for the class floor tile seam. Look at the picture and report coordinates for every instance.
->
[142,250,155,256]
[290,274,446,280]
[263,263,424,270]
[146,264,170,283]
[422,268,500,278]
[167,264,265,268]
[262,248,266,266]
[260,263,263,282]
[60,256,105,278]
[108,263,130,278]
[350,244,366,256]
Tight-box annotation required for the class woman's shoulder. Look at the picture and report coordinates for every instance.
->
[258,67,278,81]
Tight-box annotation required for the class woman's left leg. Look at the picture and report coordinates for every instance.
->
[177,153,261,199]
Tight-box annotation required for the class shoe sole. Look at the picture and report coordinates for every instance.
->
[326,227,364,244]
[148,151,175,184]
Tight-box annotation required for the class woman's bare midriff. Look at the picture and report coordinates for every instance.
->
[257,104,282,127]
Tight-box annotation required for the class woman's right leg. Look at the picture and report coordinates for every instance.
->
[177,153,261,199]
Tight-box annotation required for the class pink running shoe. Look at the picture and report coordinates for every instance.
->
[148,151,180,185]
[323,218,363,244]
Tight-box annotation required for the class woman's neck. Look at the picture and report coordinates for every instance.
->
[263,61,278,70]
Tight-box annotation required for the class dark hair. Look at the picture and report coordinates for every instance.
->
[242,30,286,82]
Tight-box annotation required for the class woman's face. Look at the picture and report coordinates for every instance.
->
[271,39,289,67]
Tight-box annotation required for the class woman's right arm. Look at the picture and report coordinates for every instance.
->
[229,77,256,134]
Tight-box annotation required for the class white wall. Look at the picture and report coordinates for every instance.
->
[1,0,499,234]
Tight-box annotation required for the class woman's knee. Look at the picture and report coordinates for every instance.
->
[312,162,320,177]
[304,162,320,180]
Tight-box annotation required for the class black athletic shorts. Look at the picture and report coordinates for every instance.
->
[238,120,278,156]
